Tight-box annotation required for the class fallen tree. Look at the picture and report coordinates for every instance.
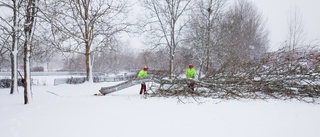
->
[148,50,320,104]
[99,49,320,104]
[99,72,320,104]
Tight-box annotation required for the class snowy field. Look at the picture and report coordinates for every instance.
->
[1,81,320,137]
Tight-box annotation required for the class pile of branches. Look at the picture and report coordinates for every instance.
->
[148,72,320,104]
[148,53,320,104]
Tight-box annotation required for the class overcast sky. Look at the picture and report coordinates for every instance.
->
[245,0,320,51]
[1,0,318,52]
[129,0,320,51]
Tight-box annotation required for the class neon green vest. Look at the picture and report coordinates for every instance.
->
[137,70,148,78]
[186,68,196,78]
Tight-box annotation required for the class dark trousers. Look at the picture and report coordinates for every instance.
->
[140,83,146,94]
[187,82,195,91]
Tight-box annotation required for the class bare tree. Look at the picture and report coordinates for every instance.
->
[283,7,305,70]
[286,6,305,51]
[217,0,268,73]
[0,27,10,68]
[40,0,132,82]
[22,0,39,104]
[0,0,24,94]
[185,0,227,77]
[140,0,191,78]
[29,35,59,71]
[0,29,11,71]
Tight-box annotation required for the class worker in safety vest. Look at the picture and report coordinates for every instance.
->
[137,66,148,94]
[185,64,196,91]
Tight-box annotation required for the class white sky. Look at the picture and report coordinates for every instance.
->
[128,0,320,51]
[245,0,320,51]
[1,0,319,52]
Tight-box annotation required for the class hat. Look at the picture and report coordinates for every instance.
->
[143,66,148,71]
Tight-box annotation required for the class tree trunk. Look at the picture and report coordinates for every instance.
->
[23,0,37,104]
[85,48,93,83]
[84,0,93,83]
[10,0,19,94]
[205,0,213,76]
[23,38,29,104]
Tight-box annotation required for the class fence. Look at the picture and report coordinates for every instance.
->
[53,74,137,86]
[0,72,137,88]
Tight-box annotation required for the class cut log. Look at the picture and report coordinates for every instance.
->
[99,78,153,95]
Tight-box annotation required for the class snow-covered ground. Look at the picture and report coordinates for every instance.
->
[1,81,320,137]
